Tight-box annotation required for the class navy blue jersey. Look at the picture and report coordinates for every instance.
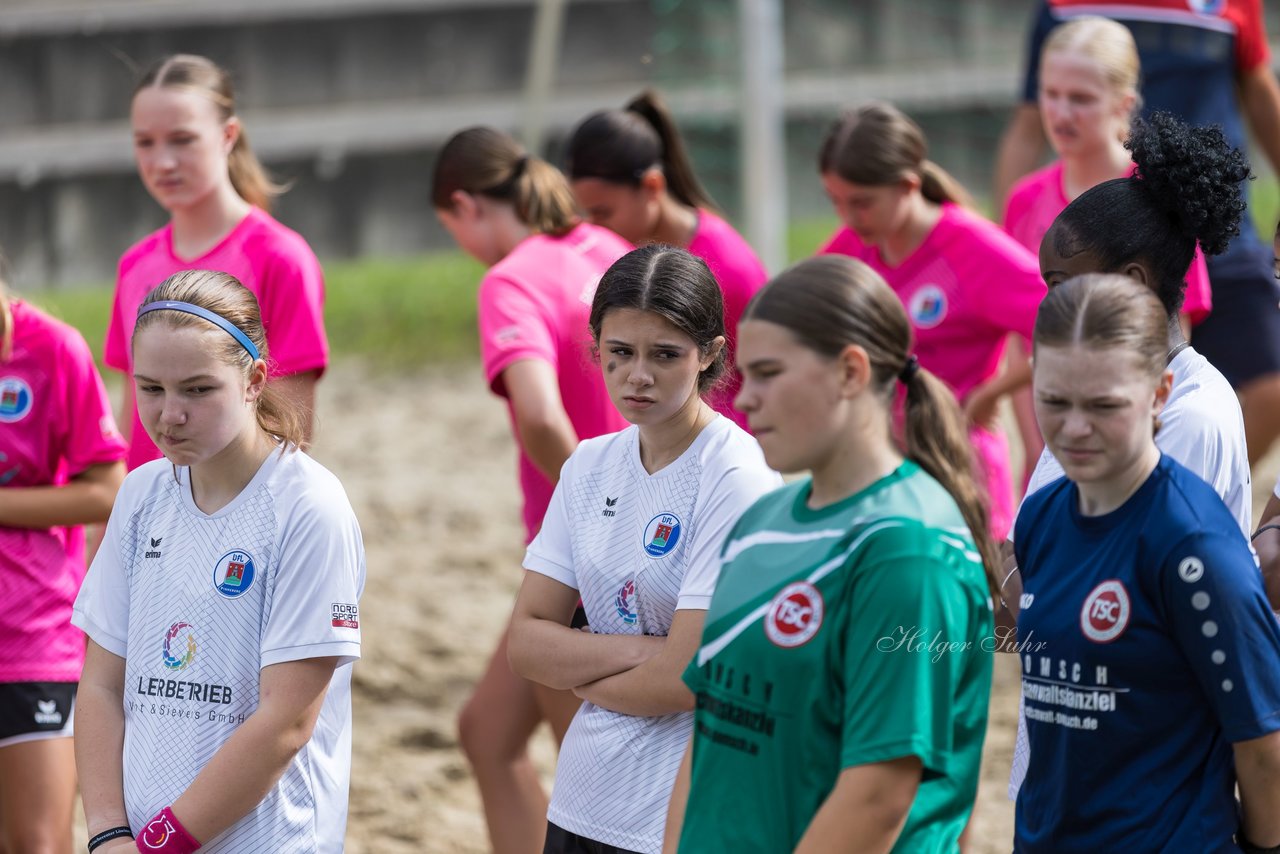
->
[1020,0,1273,273]
[1013,455,1280,852]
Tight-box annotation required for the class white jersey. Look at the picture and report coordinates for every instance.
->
[1009,346,1250,799]
[525,416,780,853]
[72,449,365,853]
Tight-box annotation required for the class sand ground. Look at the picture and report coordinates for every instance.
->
[72,362,1280,852]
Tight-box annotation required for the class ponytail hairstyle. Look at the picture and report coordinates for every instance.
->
[565,89,719,212]
[133,270,305,451]
[1034,274,1169,433]
[743,255,1000,598]
[134,54,285,211]
[1049,111,1249,317]
[589,245,727,395]
[432,126,578,236]
[1041,17,1141,120]
[818,101,974,209]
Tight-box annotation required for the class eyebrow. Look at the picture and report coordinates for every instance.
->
[741,358,780,371]
[603,338,687,350]
[133,373,218,383]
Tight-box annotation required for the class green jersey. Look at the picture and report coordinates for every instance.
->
[678,461,993,852]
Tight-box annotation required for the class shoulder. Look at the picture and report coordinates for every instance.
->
[266,450,359,527]
[1159,351,1245,463]
[1005,163,1060,216]
[818,226,869,258]
[570,221,632,262]
[117,459,178,513]
[238,209,320,270]
[1151,456,1238,531]
[11,301,88,360]
[940,205,1038,267]
[563,426,636,478]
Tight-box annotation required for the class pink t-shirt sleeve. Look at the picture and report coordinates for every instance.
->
[1182,248,1213,325]
[59,330,128,475]
[477,272,557,397]
[971,229,1046,345]
[104,254,136,374]
[818,227,865,257]
[256,244,329,378]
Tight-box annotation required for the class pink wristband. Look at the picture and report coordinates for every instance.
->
[135,806,200,853]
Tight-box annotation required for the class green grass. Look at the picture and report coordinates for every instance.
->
[22,198,1276,373]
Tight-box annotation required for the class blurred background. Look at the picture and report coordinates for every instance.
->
[14,0,1272,290]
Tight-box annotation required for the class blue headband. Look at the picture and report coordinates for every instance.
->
[137,300,261,361]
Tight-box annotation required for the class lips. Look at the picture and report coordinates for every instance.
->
[622,395,655,409]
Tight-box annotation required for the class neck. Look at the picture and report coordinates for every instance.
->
[880,194,941,267]
[808,421,904,510]
[189,428,276,514]
[1165,314,1186,354]
[492,208,535,261]
[650,196,699,247]
[1061,140,1130,201]
[170,184,252,259]
[1076,442,1160,517]
[636,394,714,474]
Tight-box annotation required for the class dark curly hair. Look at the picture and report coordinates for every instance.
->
[589,244,727,395]
[1050,111,1250,317]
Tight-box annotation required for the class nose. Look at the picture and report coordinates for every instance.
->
[734,383,757,414]
[1061,408,1091,439]
[159,394,187,426]
[627,358,654,389]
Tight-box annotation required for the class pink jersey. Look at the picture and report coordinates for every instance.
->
[106,207,329,470]
[1003,161,1213,323]
[479,222,631,541]
[821,204,1048,538]
[687,209,768,429]
[0,300,127,682]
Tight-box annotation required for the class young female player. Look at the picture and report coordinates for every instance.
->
[663,255,998,852]
[109,54,328,470]
[506,245,780,854]
[818,101,1046,539]
[431,126,631,854]
[0,277,126,853]
[1014,273,1280,852]
[1004,111,1255,799]
[73,270,364,854]
[565,90,768,428]
[1001,16,1213,480]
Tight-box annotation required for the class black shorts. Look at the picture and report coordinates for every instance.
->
[0,682,75,746]
[570,604,589,630]
[544,822,642,854]
[1194,256,1280,388]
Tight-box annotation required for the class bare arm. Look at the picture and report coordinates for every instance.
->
[963,355,1032,432]
[508,571,663,691]
[1240,64,1280,177]
[793,757,923,854]
[1254,492,1280,611]
[116,381,134,447]
[0,460,124,528]
[272,369,320,449]
[1235,730,1280,848]
[572,609,704,716]
[661,742,693,854]
[993,104,1048,213]
[994,539,1022,652]
[167,656,339,844]
[502,359,580,484]
[77,641,130,840]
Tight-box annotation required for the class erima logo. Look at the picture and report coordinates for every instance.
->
[602,496,618,518]
[146,536,163,559]
[34,699,63,726]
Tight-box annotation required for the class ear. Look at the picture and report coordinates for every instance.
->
[899,172,923,196]
[700,336,726,372]
[1119,261,1152,290]
[449,189,480,219]
[222,115,242,156]
[640,167,666,201]
[245,359,269,404]
[1153,368,1173,413]
[835,343,873,397]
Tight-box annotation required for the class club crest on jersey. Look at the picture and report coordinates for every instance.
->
[162,621,197,670]
[0,377,33,423]
[1188,0,1225,15]
[615,579,638,624]
[213,550,256,598]
[642,513,682,558]
[1080,580,1131,643]
[908,285,947,329]
[765,581,824,648]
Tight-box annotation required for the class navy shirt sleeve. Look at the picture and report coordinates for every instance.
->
[1020,1,1058,103]
[1157,531,1280,742]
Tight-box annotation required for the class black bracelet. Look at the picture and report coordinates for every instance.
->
[88,826,134,852]
[1239,832,1280,854]
[1251,523,1280,541]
